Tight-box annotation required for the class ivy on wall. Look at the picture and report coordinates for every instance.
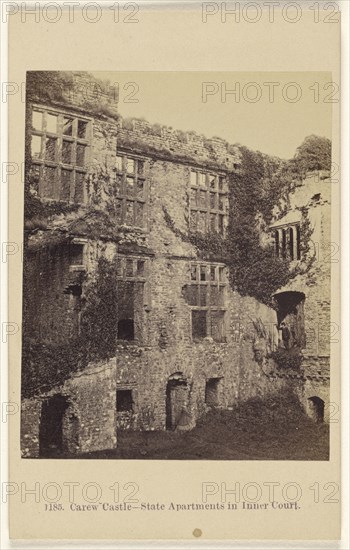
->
[22,256,119,398]
[164,138,329,306]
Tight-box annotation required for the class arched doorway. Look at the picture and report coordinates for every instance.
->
[165,373,188,430]
[307,396,325,423]
[39,395,69,457]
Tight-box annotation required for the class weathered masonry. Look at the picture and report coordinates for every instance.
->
[21,72,331,457]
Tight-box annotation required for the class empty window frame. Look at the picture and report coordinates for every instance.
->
[189,170,227,236]
[116,390,133,412]
[114,153,147,228]
[274,224,301,260]
[188,263,227,342]
[29,106,90,203]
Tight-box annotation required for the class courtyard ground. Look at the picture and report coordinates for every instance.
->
[72,392,329,460]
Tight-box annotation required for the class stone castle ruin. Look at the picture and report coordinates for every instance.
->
[21,72,331,457]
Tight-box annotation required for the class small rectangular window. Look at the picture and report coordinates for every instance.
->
[209,175,217,189]
[46,113,58,133]
[42,166,57,198]
[74,172,85,203]
[190,171,197,186]
[117,390,133,412]
[210,286,219,306]
[135,202,144,226]
[199,286,207,306]
[45,137,57,161]
[76,144,86,167]
[116,155,123,171]
[61,169,72,201]
[63,117,73,136]
[200,266,207,281]
[125,201,134,225]
[126,158,135,174]
[137,160,144,175]
[190,211,197,231]
[136,260,145,277]
[69,243,84,265]
[199,190,207,208]
[190,189,197,207]
[192,310,207,339]
[198,212,206,233]
[199,173,206,187]
[77,120,87,139]
[136,180,144,198]
[32,111,43,131]
[126,259,134,277]
[31,135,42,159]
[62,140,73,164]
[126,176,134,194]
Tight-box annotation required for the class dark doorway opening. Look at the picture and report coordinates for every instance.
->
[39,395,69,457]
[166,373,188,430]
[274,291,306,350]
[205,378,221,407]
[307,396,325,423]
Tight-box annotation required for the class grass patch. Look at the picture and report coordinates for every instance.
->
[62,392,329,460]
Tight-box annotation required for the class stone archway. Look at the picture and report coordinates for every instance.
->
[307,396,325,423]
[165,372,189,431]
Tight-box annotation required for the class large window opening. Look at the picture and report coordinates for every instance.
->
[114,153,147,228]
[205,378,222,408]
[29,106,90,203]
[184,263,227,342]
[189,170,227,235]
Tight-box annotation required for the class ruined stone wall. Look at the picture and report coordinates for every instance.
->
[24,243,84,345]
[270,173,331,420]
[21,361,117,457]
[23,72,318,454]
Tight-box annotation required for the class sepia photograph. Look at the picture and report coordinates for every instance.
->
[21,70,333,461]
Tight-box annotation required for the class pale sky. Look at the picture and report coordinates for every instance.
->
[91,71,333,160]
